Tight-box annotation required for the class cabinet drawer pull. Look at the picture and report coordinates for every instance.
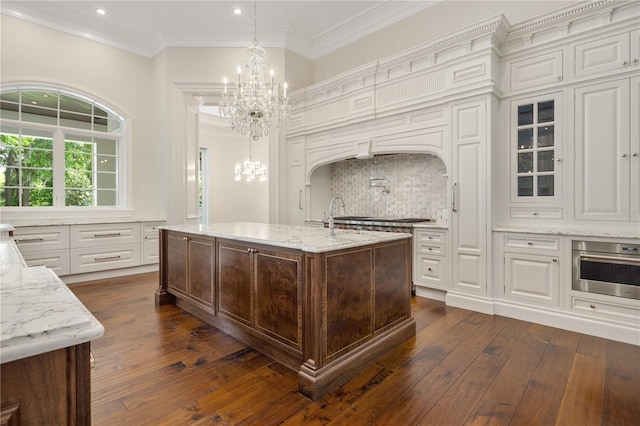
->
[428,268,432,271]
[94,232,122,237]
[590,304,596,309]
[15,236,45,243]
[94,255,121,262]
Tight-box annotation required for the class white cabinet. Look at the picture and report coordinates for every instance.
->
[13,226,70,276]
[69,223,141,274]
[573,30,640,78]
[413,228,447,290]
[288,137,306,225]
[450,99,487,295]
[141,221,164,264]
[499,234,560,307]
[509,50,563,92]
[574,78,639,221]
[571,293,640,326]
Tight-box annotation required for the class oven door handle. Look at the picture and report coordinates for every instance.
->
[581,254,640,266]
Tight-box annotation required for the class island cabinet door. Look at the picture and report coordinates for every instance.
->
[165,232,215,312]
[254,248,303,350]
[217,240,253,326]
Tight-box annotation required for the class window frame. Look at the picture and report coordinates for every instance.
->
[0,84,133,221]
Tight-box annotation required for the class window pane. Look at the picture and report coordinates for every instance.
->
[22,149,53,167]
[65,170,93,188]
[518,176,533,196]
[517,128,534,150]
[97,155,116,172]
[95,138,117,155]
[23,168,53,188]
[21,105,57,125]
[0,102,19,120]
[518,152,533,174]
[97,190,117,206]
[538,100,554,123]
[0,92,20,102]
[97,172,116,189]
[65,189,93,206]
[518,104,533,126]
[3,167,19,186]
[60,94,92,115]
[0,188,20,206]
[60,111,92,130]
[538,150,555,172]
[538,125,554,147]
[538,175,554,196]
[22,91,59,109]
[24,188,53,206]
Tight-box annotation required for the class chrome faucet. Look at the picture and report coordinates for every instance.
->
[328,196,345,236]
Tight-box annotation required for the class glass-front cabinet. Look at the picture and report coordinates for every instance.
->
[510,93,563,213]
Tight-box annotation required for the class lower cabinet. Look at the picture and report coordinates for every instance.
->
[217,239,303,349]
[413,228,447,291]
[166,232,215,312]
[498,233,561,307]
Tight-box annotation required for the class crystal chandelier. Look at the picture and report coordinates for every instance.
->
[235,138,267,182]
[219,1,290,141]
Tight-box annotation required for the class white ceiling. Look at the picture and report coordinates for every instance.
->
[1,0,442,59]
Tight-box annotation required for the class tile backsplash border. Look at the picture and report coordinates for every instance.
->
[330,153,447,220]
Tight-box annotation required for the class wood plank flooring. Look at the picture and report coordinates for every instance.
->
[69,272,640,425]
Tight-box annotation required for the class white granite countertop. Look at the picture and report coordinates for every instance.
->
[162,222,412,253]
[0,236,104,364]
[412,222,448,230]
[493,227,640,240]
[12,217,166,227]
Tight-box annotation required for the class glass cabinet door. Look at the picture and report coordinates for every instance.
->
[512,94,561,202]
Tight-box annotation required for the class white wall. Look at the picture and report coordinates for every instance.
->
[199,114,269,223]
[313,0,577,82]
[0,14,163,222]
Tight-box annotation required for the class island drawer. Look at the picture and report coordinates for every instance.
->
[70,223,141,248]
[13,225,70,253]
[70,244,141,274]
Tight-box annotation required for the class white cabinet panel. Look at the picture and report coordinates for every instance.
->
[510,207,562,220]
[631,76,640,221]
[70,223,141,248]
[504,252,559,306]
[13,226,69,253]
[574,79,630,221]
[572,295,640,325]
[574,33,629,77]
[70,244,141,274]
[141,221,164,265]
[413,228,447,291]
[504,235,560,251]
[415,257,445,288]
[21,249,70,276]
[632,30,640,66]
[288,137,306,225]
[451,100,486,294]
[510,50,563,91]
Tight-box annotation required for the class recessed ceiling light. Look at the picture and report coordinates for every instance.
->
[233,8,242,15]
[96,8,106,15]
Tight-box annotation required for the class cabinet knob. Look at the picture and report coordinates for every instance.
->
[633,153,638,157]
[428,248,433,251]
[428,268,432,271]
[552,258,558,262]
[532,212,538,216]
[623,61,628,66]
[556,158,562,162]
[428,236,433,240]
[622,153,628,158]
[590,304,596,309]
[557,76,562,81]
[634,58,639,64]
[527,241,533,245]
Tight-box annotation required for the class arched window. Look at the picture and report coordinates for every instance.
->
[0,86,125,208]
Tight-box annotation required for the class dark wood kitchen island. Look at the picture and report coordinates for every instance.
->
[156,222,415,400]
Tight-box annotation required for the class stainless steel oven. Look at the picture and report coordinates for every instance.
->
[572,240,640,300]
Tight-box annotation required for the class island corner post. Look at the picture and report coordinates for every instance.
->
[156,225,416,400]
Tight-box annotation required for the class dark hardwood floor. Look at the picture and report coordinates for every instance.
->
[69,272,640,425]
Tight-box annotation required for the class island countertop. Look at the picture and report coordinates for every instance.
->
[0,236,104,364]
[161,222,411,253]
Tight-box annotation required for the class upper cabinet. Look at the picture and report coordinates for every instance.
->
[509,51,564,92]
[573,30,639,78]
[574,77,639,222]
[510,92,563,209]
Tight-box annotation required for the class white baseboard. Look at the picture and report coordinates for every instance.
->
[446,291,495,315]
[414,286,446,302]
[62,264,158,285]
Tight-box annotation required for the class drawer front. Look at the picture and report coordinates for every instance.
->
[510,207,563,220]
[504,235,560,251]
[70,223,140,248]
[414,256,445,288]
[414,229,445,244]
[416,243,445,256]
[13,226,70,253]
[22,249,70,276]
[142,221,165,235]
[510,50,563,91]
[70,244,141,274]
[572,295,640,325]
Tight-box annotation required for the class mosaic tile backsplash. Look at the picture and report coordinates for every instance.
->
[330,154,447,220]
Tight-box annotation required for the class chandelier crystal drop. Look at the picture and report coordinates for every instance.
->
[219,1,290,141]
